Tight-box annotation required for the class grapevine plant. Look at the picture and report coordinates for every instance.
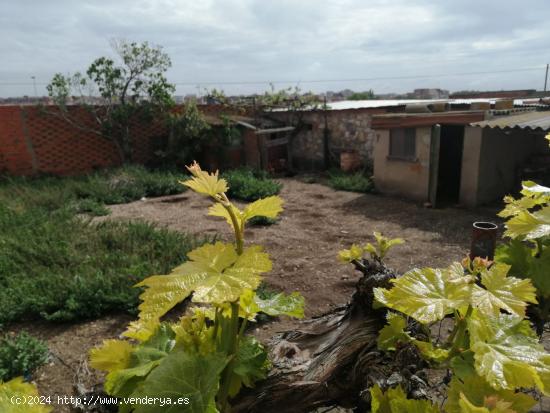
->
[90,162,304,412]
[496,179,550,334]
[340,232,550,412]
[495,135,550,333]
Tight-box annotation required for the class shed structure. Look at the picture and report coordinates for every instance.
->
[371,108,550,207]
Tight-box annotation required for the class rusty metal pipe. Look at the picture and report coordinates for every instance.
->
[469,221,498,260]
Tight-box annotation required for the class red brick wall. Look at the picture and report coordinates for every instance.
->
[0,105,169,176]
[0,106,35,175]
[0,104,259,176]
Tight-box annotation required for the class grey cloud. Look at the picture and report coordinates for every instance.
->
[1,0,549,97]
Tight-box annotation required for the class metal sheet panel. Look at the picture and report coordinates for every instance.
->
[470,111,550,131]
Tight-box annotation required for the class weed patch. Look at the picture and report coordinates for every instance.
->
[327,170,373,193]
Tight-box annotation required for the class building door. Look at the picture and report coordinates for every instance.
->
[436,125,464,205]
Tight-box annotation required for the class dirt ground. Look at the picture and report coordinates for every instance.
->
[13,178,504,412]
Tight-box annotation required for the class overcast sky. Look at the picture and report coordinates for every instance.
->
[2,0,550,97]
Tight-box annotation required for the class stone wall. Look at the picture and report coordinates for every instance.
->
[271,107,386,170]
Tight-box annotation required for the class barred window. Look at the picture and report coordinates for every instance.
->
[389,128,416,160]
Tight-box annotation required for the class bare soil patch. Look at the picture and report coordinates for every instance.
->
[14,178,501,411]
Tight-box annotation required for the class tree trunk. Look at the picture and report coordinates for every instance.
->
[233,260,430,413]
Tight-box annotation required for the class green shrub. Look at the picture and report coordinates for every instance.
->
[0,205,211,323]
[327,170,373,193]
[0,166,188,212]
[71,165,188,205]
[0,332,48,381]
[223,168,282,201]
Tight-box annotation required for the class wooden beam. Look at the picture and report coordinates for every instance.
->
[372,112,485,129]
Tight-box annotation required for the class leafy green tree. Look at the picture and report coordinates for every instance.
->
[47,40,175,163]
[155,99,212,167]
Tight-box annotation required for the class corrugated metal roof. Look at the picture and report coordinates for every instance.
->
[470,110,550,131]
[325,98,550,111]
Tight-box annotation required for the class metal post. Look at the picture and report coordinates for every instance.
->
[31,76,37,97]
[545,64,549,93]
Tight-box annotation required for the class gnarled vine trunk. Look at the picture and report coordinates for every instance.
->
[233,261,430,413]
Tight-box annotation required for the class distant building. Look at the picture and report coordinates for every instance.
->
[410,88,449,99]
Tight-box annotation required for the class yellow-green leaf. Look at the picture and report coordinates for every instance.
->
[445,375,536,413]
[136,242,267,319]
[370,384,439,413]
[173,308,216,355]
[242,196,284,222]
[254,291,305,318]
[239,289,260,320]
[468,312,550,394]
[182,162,228,197]
[377,312,412,351]
[470,263,537,317]
[505,209,550,240]
[122,318,160,342]
[192,244,271,304]
[338,244,363,263]
[104,324,175,397]
[413,340,450,363]
[0,378,52,413]
[135,270,199,322]
[90,339,133,372]
[374,265,471,324]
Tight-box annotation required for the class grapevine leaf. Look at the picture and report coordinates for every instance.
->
[445,375,536,413]
[173,308,216,355]
[208,202,242,227]
[338,244,363,263]
[136,242,270,319]
[468,312,550,394]
[134,351,228,413]
[192,245,271,304]
[123,318,160,342]
[242,196,284,222]
[529,248,550,298]
[377,312,412,351]
[494,241,532,278]
[370,384,439,413]
[228,336,270,397]
[89,339,133,372]
[451,352,477,381]
[372,231,405,260]
[370,383,405,413]
[458,393,518,413]
[182,162,228,197]
[498,180,550,219]
[254,291,305,318]
[374,265,471,324]
[413,340,450,363]
[0,377,52,413]
[104,324,175,397]
[239,289,260,320]
[505,208,550,240]
[470,263,537,317]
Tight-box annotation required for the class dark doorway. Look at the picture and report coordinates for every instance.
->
[436,125,464,205]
